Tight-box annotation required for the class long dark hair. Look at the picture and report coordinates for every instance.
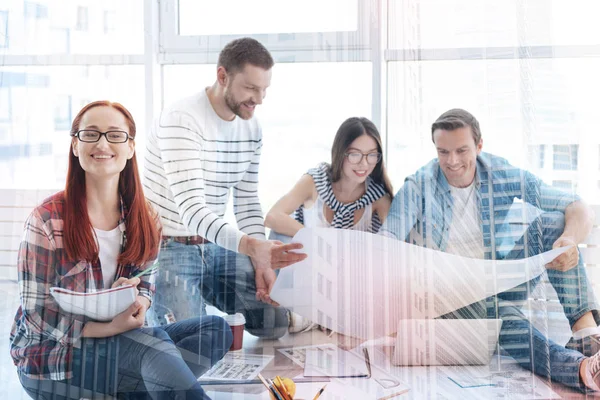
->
[64,100,160,266]
[329,117,393,197]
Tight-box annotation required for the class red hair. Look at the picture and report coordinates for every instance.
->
[64,100,160,266]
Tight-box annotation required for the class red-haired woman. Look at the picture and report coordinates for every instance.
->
[10,101,232,399]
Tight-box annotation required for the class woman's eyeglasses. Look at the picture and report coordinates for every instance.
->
[71,129,133,143]
[345,152,382,165]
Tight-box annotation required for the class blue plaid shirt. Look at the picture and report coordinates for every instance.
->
[380,152,578,260]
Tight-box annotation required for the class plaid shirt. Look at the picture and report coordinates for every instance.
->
[10,191,157,381]
[380,152,579,259]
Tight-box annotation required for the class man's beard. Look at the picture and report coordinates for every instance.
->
[224,90,253,120]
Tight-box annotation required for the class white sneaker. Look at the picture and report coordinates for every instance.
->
[288,311,319,334]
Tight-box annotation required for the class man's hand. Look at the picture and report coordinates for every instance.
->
[547,236,579,271]
[242,237,307,304]
[254,266,279,305]
[247,238,307,270]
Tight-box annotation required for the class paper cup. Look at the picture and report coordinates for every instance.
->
[223,313,246,351]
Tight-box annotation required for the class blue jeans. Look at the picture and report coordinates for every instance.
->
[499,305,587,390]
[147,239,289,339]
[499,211,600,328]
[18,316,232,399]
[440,300,587,390]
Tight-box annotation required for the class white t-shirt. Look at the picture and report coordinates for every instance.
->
[94,226,122,288]
[445,182,485,259]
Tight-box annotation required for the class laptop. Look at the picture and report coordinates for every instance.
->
[392,319,503,366]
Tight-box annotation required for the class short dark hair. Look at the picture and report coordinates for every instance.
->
[217,38,274,75]
[431,108,481,145]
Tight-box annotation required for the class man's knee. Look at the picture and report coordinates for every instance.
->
[245,307,289,339]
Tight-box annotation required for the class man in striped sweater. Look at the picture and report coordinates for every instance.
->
[143,38,306,339]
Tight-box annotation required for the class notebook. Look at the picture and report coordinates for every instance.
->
[392,319,503,366]
[50,284,136,321]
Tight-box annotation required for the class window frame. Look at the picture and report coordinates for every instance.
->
[158,0,373,62]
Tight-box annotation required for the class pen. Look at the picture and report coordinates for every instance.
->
[132,262,160,279]
[363,347,372,378]
[312,384,327,400]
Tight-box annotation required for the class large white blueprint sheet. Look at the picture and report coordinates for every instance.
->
[270,228,570,339]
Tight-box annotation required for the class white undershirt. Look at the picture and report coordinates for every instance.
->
[94,226,122,288]
[445,182,485,259]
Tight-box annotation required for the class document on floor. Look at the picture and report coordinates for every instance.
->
[303,346,369,378]
[443,364,560,399]
[277,343,338,367]
[50,284,136,321]
[198,353,273,381]
[271,228,571,339]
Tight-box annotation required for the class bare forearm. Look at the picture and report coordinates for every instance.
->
[563,201,595,243]
[82,321,118,338]
[265,212,304,237]
[82,297,150,338]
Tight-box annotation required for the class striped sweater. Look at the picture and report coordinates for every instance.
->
[143,90,266,252]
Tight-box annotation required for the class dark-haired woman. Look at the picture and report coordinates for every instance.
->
[265,117,393,334]
[266,117,393,237]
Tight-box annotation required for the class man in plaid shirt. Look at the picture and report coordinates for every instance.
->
[380,108,600,391]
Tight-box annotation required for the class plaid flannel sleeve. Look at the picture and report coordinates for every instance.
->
[131,257,157,305]
[379,176,421,241]
[522,170,580,212]
[18,210,85,346]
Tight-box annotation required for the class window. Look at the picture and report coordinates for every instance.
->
[389,0,600,49]
[4,2,144,54]
[178,0,358,35]
[163,62,372,213]
[23,2,48,19]
[0,66,144,189]
[53,95,72,131]
[0,10,8,48]
[387,57,600,194]
[49,28,70,54]
[75,6,88,31]
[553,145,578,170]
[161,0,371,58]
[527,145,546,170]
[530,144,546,169]
[387,59,524,189]
[0,88,11,123]
[103,10,116,34]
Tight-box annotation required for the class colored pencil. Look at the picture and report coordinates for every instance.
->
[312,384,327,400]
